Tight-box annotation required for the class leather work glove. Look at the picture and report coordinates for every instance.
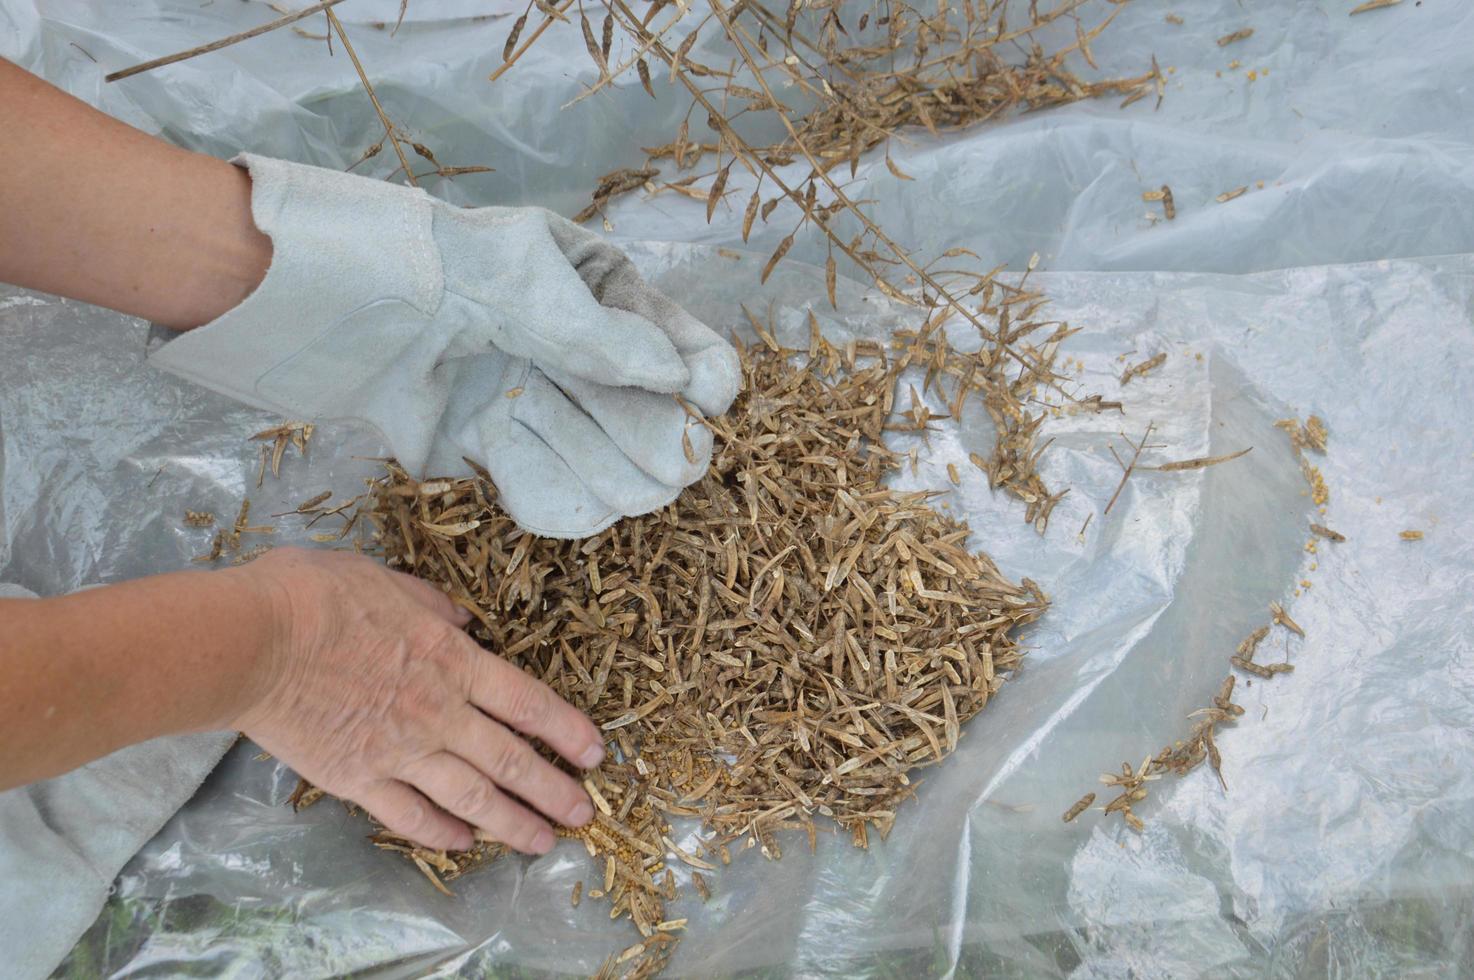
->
[150,154,740,538]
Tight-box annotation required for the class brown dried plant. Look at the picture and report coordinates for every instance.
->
[342,330,1048,974]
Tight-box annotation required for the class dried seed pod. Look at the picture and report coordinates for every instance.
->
[1309,523,1345,542]
[1236,625,1271,661]
[1120,352,1166,385]
[1231,657,1277,679]
[1062,792,1095,823]
[1269,601,1304,637]
[761,235,794,283]
[503,14,526,61]
[636,57,655,98]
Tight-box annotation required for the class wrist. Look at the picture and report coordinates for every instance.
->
[162,155,273,330]
[212,559,292,731]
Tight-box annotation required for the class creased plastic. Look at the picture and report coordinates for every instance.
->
[2,0,1472,976]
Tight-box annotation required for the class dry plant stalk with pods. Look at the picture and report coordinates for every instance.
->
[551,0,1158,535]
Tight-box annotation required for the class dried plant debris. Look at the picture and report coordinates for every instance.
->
[1216,186,1248,203]
[1119,352,1167,386]
[1072,606,1309,832]
[232,545,273,565]
[1309,523,1345,542]
[563,0,1159,371]
[293,335,1047,973]
[1143,185,1176,220]
[251,421,316,479]
[1216,27,1254,46]
[1103,423,1157,516]
[1350,0,1402,13]
[1073,401,1338,835]
[273,490,333,517]
[1144,447,1252,472]
[1276,415,1327,454]
[192,530,224,564]
[1062,792,1095,823]
[188,495,280,566]
[1269,601,1304,637]
[1400,529,1424,541]
[1277,415,1330,507]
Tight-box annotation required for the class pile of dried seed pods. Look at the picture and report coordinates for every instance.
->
[352,326,1048,976]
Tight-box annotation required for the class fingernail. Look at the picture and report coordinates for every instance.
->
[579,743,606,769]
[568,800,594,827]
[531,829,556,854]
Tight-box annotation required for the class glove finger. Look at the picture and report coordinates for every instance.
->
[543,215,740,415]
[479,423,620,539]
[511,371,682,517]
[541,303,691,394]
[543,366,712,489]
[612,302,740,419]
[455,217,691,392]
[418,351,523,479]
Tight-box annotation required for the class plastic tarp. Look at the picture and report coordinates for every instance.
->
[2,0,1473,975]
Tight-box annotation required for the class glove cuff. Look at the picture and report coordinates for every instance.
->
[232,154,442,315]
[148,154,443,414]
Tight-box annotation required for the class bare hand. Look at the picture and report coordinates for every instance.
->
[232,548,603,853]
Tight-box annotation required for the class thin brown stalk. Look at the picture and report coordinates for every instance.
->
[1104,422,1154,515]
[106,0,350,82]
[324,9,419,188]
[631,0,1054,385]
[490,0,580,83]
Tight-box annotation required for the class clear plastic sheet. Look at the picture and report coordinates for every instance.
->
[2,0,1472,975]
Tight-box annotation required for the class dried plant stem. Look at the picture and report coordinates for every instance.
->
[564,10,716,108]
[324,9,419,188]
[705,0,1050,377]
[1104,422,1154,515]
[616,0,1047,388]
[105,0,350,82]
[489,0,579,83]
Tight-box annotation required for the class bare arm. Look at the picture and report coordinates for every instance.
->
[0,57,271,329]
[0,567,275,786]
[0,550,604,854]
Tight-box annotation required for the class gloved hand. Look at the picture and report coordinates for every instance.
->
[149,154,740,538]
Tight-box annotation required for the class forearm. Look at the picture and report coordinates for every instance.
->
[0,568,275,790]
[0,58,271,329]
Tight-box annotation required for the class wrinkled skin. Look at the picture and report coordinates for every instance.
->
[233,548,603,853]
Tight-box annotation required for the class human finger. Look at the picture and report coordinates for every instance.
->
[384,567,473,626]
[462,645,605,771]
[450,706,593,828]
[402,752,556,855]
[356,777,473,852]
